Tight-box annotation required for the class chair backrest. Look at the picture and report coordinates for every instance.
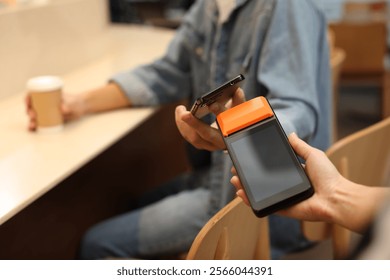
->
[186,196,270,260]
[302,117,390,258]
[329,21,386,76]
[327,117,390,186]
[330,47,346,142]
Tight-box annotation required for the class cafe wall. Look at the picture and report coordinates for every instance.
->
[0,0,111,100]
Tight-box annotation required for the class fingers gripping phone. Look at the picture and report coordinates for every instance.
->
[190,74,245,119]
[217,97,314,217]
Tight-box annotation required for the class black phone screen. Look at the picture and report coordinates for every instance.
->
[226,118,312,216]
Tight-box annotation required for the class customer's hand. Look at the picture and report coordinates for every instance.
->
[26,92,87,131]
[175,88,245,151]
[231,132,345,223]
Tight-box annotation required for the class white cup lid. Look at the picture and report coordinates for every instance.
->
[27,76,63,92]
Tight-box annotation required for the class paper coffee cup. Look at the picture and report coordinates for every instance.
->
[27,76,64,133]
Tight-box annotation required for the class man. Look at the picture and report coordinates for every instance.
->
[27,0,331,259]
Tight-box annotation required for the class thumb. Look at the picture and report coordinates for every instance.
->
[231,87,246,107]
[288,132,313,161]
[209,101,226,116]
[61,103,71,115]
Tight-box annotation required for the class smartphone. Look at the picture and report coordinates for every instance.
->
[190,74,245,119]
[217,97,314,217]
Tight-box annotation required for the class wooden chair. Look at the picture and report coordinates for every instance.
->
[328,28,347,142]
[330,47,346,142]
[329,21,388,119]
[302,117,390,259]
[329,21,386,76]
[186,196,270,260]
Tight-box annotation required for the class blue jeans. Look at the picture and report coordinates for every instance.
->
[79,173,310,259]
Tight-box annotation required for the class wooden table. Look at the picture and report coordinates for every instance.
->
[0,25,189,259]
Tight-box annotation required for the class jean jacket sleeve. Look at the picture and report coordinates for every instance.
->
[258,0,331,147]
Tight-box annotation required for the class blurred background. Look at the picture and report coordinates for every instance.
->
[0,0,389,260]
[2,0,387,138]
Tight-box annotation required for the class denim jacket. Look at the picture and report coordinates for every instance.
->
[111,0,331,211]
[112,0,331,149]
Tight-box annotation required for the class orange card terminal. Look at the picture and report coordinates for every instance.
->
[216,97,313,217]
